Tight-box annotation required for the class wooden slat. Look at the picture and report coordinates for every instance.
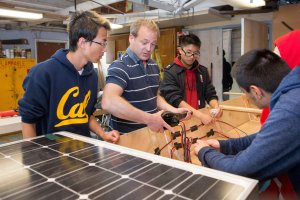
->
[220,105,262,114]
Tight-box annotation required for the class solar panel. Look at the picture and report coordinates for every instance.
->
[0,131,258,200]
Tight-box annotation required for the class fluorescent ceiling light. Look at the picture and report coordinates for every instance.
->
[247,0,265,8]
[0,8,43,20]
[110,23,123,29]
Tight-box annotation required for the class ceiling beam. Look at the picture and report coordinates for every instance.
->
[55,0,124,16]
[0,0,61,12]
[130,0,176,12]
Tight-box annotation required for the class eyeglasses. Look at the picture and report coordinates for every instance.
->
[90,40,108,48]
[181,48,200,58]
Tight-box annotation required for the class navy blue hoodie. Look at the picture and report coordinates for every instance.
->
[198,67,300,197]
[18,49,98,137]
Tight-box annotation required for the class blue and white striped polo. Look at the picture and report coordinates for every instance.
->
[106,48,160,134]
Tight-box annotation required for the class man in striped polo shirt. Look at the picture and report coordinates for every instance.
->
[102,19,190,134]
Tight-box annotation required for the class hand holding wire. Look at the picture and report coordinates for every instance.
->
[210,107,223,118]
[194,139,210,155]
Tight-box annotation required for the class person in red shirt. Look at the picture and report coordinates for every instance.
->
[260,30,300,125]
[259,30,300,200]
[160,34,221,125]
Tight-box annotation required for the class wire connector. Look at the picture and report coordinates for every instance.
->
[192,137,198,144]
[174,142,182,150]
[171,131,181,139]
[154,147,160,155]
[206,129,215,137]
[190,125,198,132]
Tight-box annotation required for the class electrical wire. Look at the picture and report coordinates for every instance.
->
[185,123,203,132]
[159,119,249,162]
[216,120,249,136]
[159,139,173,153]
[179,122,190,162]
[170,147,176,159]
[214,131,230,139]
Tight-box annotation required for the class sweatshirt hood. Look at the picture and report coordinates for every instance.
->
[174,56,199,71]
[51,48,95,77]
[274,30,300,69]
[270,66,300,109]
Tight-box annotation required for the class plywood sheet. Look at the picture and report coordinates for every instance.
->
[272,4,300,48]
[117,96,261,166]
[241,18,268,55]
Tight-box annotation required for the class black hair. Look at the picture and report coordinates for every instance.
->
[232,49,291,93]
[67,11,111,51]
[179,33,201,48]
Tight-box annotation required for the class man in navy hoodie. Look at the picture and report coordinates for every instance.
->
[194,49,300,198]
[18,11,119,143]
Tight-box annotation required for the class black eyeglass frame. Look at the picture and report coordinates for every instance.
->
[89,40,108,48]
[181,47,200,58]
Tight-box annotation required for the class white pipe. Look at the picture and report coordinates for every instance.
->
[173,0,207,15]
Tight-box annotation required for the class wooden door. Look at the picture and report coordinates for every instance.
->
[107,28,180,69]
[241,18,268,55]
[157,28,177,68]
[107,34,129,63]
[114,35,129,58]
[37,41,66,63]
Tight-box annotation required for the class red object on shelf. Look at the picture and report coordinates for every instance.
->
[0,110,18,118]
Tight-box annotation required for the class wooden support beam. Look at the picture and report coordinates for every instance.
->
[223,92,243,96]
[220,105,262,114]
[1,39,28,45]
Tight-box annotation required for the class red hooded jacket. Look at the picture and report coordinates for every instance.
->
[260,30,300,125]
[260,30,300,200]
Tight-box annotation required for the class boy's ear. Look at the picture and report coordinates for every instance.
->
[249,85,264,99]
[177,47,183,55]
[77,37,87,48]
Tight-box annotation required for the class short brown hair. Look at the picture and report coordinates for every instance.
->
[130,19,160,37]
[67,11,111,51]
[232,49,290,93]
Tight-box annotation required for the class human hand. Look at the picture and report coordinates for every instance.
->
[194,139,210,155]
[175,107,192,120]
[210,107,223,118]
[195,111,214,125]
[147,110,175,133]
[103,130,120,143]
[206,139,220,150]
[194,139,220,155]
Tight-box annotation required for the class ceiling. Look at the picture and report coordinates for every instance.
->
[0,0,298,33]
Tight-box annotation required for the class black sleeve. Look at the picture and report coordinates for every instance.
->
[160,69,183,108]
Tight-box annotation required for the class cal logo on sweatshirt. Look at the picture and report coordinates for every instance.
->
[55,86,90,127]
